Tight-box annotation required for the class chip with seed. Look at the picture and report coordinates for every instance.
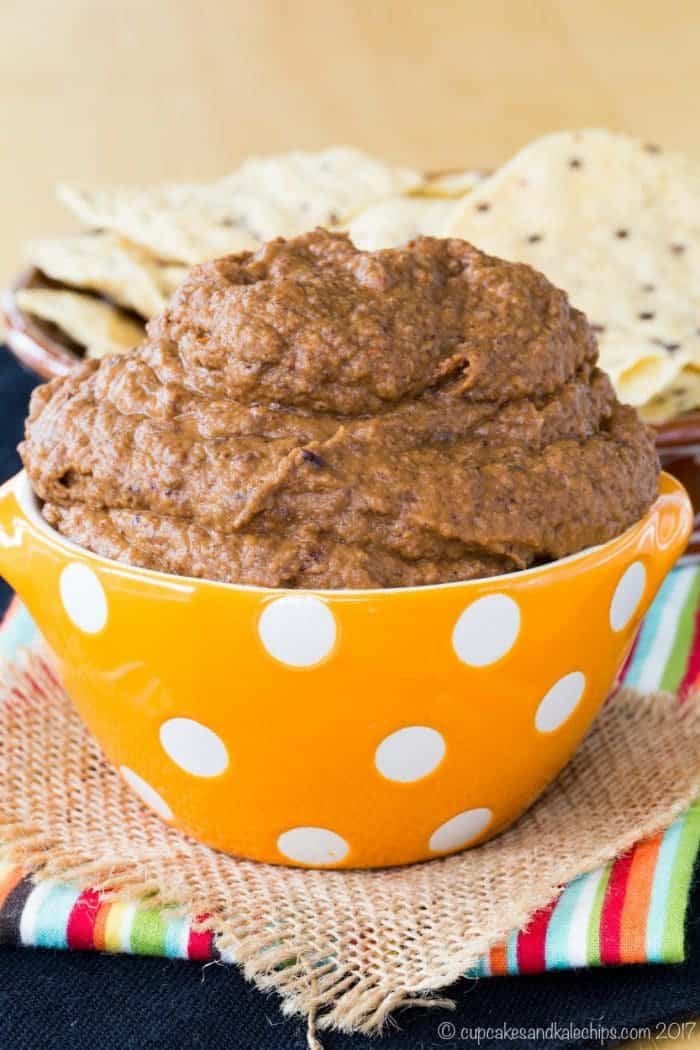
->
[57,180,259,265]
[57,148,424,265]
[640,367,700,423]
[447,129,700,406]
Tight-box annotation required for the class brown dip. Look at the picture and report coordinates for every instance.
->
[20,230,660,589]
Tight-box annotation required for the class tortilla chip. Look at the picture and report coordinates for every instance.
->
[346,196,459,250]
[26,232,178,319]
[16,288,144,358]
[639,367,700,423]
[233,146,422,222]
[416,169,486,197]
[57,180,258,265]
[446,130,700,405]
[57,148,423,265]
[593,327,689,409]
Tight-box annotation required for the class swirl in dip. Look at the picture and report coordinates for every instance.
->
[20,230,659,589]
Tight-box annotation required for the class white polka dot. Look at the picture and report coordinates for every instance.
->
[375,726,446,783]
[452,594,520,667]
[258,595,336,668]
[120,765,173,820]
[610,561,647,632]
[59,562,108,634]
[429,808,492,853]
[277,827,349,866]
[535,671,586,733]
[160,718,229,778]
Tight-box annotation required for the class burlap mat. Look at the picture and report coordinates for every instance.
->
[1,652,699,1048]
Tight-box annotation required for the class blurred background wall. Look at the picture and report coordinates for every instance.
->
[1,0,698,281]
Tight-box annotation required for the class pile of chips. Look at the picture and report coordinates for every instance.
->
[17,133,700,422]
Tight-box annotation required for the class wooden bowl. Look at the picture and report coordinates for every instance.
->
[655,417,700,559]
[2,268,88,379]
[4,266,700,560]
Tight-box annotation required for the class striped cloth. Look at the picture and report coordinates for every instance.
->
[0,862,215,960]
[622,568,700,697]
[471,802,700,976]
[1,565,699,974]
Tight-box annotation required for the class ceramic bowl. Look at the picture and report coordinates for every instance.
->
[0,470,692,868]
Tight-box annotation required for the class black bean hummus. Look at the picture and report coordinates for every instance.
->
[20,230,660,588]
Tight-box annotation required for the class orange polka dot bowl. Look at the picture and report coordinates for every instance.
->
[0,470,692,869]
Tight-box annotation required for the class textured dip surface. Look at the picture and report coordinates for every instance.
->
[20,230,660,589]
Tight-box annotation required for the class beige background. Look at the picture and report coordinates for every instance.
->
[1,3,700,1044]
[1,0,700,283]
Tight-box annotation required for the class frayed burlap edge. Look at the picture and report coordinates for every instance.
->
[1,651,699,1048]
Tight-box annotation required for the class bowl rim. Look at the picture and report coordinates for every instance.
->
[5,469,686,599]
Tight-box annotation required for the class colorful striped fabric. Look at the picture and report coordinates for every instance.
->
[1,564,699,975]
[0,862,215,960]
[471,802,700,976]
[623,567,700,697]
